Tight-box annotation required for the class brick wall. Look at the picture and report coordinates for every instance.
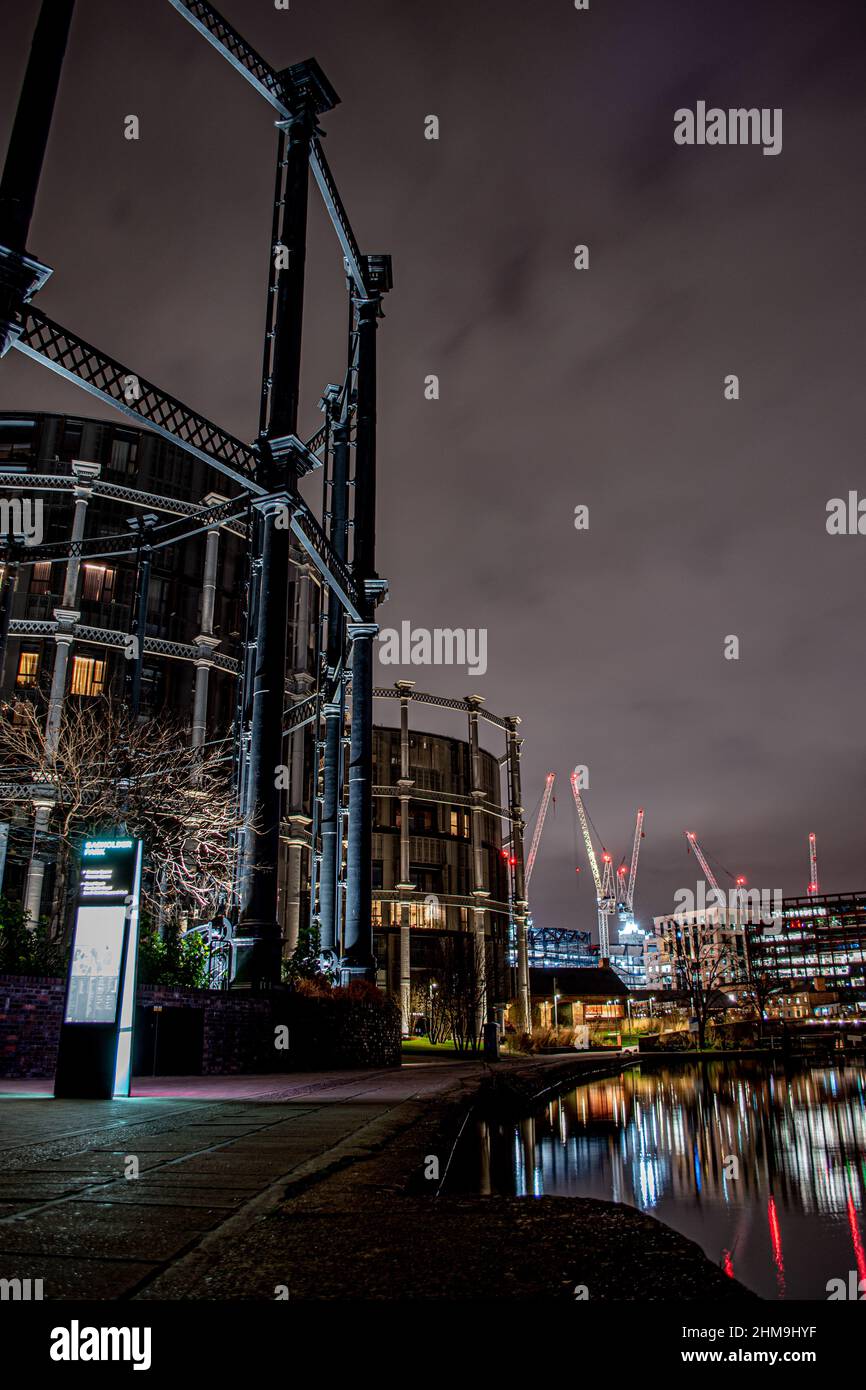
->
[0,976,401,1078]
[0,975,66,1079]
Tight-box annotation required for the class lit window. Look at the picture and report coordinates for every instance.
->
[81,564,116,603]
[15,650,38,687]
[70,655,105,697]
[29,561,52,596]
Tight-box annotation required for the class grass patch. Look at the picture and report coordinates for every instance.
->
[401,1037,463,1060]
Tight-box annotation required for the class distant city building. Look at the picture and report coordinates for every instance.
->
[648,891,866,1007]
[521,925,596,971]
[746,892,866,993]
[647,906,749,991]
[609,939,648,989]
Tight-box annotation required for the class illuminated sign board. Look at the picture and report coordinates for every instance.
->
[65,905,126,1023]
[54,837,143,1099]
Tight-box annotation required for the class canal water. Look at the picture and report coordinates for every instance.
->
[450,1061,866,1300]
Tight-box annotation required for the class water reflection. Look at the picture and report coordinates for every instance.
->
[463,1062,866,1300]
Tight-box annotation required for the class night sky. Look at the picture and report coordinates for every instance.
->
[1,0,865,940]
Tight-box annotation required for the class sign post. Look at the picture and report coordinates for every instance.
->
[54,836,143,1099]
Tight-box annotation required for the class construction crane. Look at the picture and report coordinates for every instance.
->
[684,830,747,909]
[617,808,645,931]
[525,772,555,890]
[570,771,617,958]
[807,833,819,895]
[685,830,722,895]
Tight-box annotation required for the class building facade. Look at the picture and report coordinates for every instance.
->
[370,720,512,1020]
[746,892,866,993]
[647,906,749,992]
[0,410,318,945]
[0,414,528,1023]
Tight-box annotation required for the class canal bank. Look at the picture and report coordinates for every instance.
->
[133,1053,756,1301]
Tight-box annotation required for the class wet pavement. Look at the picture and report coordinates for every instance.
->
[0,1063,483,1299]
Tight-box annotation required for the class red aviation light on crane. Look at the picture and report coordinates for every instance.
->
[735,875,747,887]
[602,851,611,863]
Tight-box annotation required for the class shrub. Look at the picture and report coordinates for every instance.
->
[0,896,66,977]
[136,921,208,988]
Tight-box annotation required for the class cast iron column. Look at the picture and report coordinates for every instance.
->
[191,502,222,752]
[0,0,75,356]
[342,259,392,979]
[396,680,415,1033]
[466,695,490,1033]
[319,385,351,960]
[506,717,531,1031]
[236,64,336,987]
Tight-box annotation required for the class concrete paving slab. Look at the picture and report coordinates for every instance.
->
[1,1255,159,1300]
[75,1184,255,1210]
[0,1199,226,1260]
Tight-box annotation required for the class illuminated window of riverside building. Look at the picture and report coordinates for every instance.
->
[70,654,105,697]
[81,564,116,603]
[15,650,39,687]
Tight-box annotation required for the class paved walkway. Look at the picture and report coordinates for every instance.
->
[0,1064,484,1299]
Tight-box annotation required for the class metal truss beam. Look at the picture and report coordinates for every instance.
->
[372,686,511,732]
[166,0,369,296]
[309,139,366,297]
[3,493,252,565]
[14,307,262,492]
[0,471,246,530]
[167,0,292,115]
[291,505,361,621]
[373,889,512,917]
[6,617,242,674]
[371,783,507,821]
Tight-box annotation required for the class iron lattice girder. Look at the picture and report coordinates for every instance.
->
[290,505,361,619]
[14,307,262,491]
[6,618,241,673]
[372,686,511,733]
[374,889,513,917]
[371,783,508,822]
[5,308,360,613]
[4,493,252,565]
[166,0,369,297]
[167,0,293,113]
[0,471,246,532]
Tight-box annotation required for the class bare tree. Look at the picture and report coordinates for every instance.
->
[0,696,242,938]
[430,933,487,1053]
[672,918,738,1051]
[742,924,783,1038]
